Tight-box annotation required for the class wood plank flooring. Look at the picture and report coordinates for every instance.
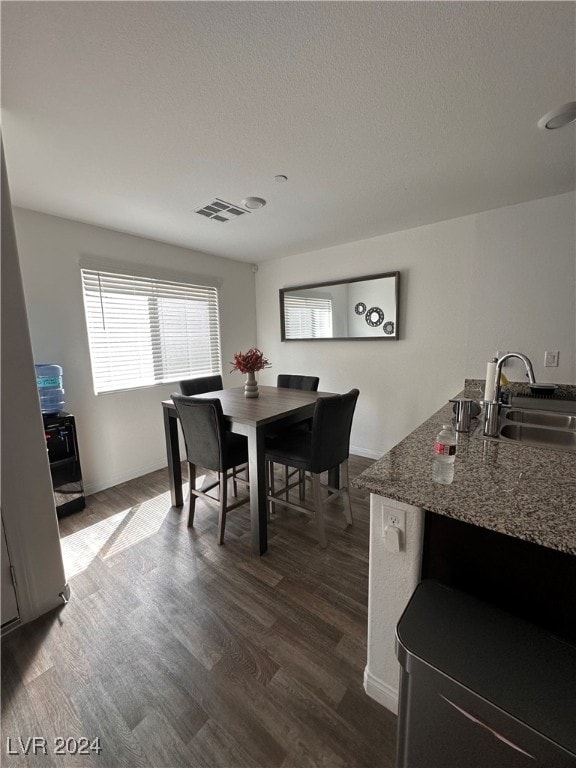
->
[1,456,397,767]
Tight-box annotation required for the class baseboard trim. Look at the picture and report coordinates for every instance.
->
[83,459,169,496]
[350,445,382,460]
[363,666,399,714]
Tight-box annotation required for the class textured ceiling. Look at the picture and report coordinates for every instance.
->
[1,1,575,263]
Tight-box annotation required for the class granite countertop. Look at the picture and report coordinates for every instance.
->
[353,380,576,555]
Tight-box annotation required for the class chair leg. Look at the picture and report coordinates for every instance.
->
[284,465,290,500]
[232,466,238,498]
[340,459,353,527]
[217,472,228,545]
[312,473,327,549]
[299,469,306,500]
[187,462,197,527]
[267,461,273,521]
[269,461,277,515]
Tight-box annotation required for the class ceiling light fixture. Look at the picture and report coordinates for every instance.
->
[538,101,576,130]
[242,197,267,209]
[274,175,288,183]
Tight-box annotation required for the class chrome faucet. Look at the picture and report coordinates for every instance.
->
[483,352,536,437]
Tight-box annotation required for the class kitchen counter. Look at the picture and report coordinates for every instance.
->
[353,380,576,555]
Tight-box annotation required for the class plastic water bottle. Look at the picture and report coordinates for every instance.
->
[432,423,456,484]
[35,364,66,414]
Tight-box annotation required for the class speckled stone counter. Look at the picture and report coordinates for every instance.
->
[353,381,576,555]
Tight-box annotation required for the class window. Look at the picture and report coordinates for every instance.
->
[81,268,221,394]
[283,295,333,339]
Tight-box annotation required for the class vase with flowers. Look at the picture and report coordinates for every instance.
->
[230,348,271,398]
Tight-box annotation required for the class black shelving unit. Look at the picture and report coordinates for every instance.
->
[43,412,86,517]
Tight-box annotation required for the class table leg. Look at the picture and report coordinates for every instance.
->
[246,425,268,555]
[163,407,183,507]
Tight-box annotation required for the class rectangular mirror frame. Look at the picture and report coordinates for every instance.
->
[280,270,400,342]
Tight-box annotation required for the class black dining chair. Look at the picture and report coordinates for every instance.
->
[178,373,246,493]
[179,374,223,396]
[277,374,320,391]
[266,388,359,548]
[272,374,320,500]
[171,393,249,545]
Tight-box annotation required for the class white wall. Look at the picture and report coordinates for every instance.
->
[14,209,257,494]
[12,192,576,488]
[2,145,67,626]
[347,277,397,338]
[256,192,576,458]
[364,497,424,714]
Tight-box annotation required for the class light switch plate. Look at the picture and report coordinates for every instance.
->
[544,350,559,367]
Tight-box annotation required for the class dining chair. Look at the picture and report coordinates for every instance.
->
[266,388,360,548]
[178,373,247,492]
[277,374,320,391]
[272,374,320,501]
[179,374,223,396]
[171,393,249,545]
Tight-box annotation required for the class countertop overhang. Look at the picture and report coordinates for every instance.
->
[353,381,576,555]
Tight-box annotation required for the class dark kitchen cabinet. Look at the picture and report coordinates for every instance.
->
[421,511,576,645]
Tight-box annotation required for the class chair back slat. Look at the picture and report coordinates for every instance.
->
[171,394,225,472]
[277,374,319,391]
[179,375,223,396]
[310,389,359,473]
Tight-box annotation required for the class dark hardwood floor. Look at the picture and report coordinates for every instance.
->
[1,456,397,767]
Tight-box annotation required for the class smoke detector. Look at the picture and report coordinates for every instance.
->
[195,198,248,222]
[242,197,267,210]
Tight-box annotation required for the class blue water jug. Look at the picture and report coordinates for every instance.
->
[35,364,66,414]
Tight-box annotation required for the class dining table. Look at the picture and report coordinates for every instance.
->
[162,385,337,555]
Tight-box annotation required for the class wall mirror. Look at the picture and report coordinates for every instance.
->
[280,271,400,341]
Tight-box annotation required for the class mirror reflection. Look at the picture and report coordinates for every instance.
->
[280,271,399,341]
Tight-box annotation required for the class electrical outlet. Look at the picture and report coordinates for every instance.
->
[383,508,406,553]
[544,350,559,367]
[383,508,406,536]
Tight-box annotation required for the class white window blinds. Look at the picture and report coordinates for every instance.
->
[81,269,221,394]
[283,295,333,339]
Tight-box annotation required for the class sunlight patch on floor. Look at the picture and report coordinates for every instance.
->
[60,480,199,577]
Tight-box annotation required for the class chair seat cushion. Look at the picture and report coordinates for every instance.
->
[265,431,312,471]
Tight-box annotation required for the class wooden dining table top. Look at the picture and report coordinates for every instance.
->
[162,385,336,426]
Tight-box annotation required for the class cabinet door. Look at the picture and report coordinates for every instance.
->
[1,517,19,627]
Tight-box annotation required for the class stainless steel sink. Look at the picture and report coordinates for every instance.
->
[499,423,576,451]
[474,405,576,453]
[504,409,576,431]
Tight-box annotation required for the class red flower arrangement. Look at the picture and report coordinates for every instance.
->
[230,348,271,374]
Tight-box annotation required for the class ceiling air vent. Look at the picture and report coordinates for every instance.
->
[194,198,248,222]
